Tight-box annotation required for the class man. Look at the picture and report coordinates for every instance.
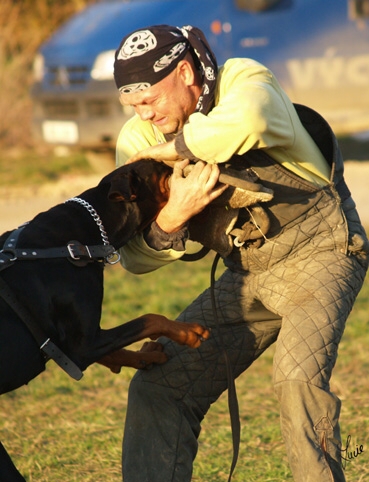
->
[113,25,369,481]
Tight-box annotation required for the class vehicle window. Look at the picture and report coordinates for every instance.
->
[235,0,282,12]
[349,0,369,17]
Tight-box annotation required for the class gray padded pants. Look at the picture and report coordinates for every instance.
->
[122,187,368,482]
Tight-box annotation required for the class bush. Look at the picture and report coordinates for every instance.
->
[0,0,95,148]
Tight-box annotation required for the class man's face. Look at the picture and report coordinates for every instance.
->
[119,65,199,134]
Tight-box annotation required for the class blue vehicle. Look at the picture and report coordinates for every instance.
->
[31,0,369,148]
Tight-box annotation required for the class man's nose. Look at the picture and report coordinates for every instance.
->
[135,105,155,121]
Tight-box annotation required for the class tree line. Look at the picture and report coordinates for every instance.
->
[0,0,96,148]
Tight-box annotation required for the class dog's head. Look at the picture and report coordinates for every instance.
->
[106,159,172,205]
[99,159,172,245]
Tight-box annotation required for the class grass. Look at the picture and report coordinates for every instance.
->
[0,149,94,187]
[0,148,368,480]
[1,255,369,481]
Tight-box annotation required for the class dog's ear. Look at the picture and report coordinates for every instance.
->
[108,172,140,202]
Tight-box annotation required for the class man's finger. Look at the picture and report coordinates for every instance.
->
[172,159,190,178]
[211,182,229,199]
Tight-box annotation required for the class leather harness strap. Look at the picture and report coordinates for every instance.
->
[3,241,115,264]
[0,225,87,380]
[0,226,116,266]
[210,253,240,482]
[0,276,83,380]
[0,227,111,380]
[0,196,119,381]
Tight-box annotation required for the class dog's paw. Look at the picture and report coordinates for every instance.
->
[136,341,168,369]
[97,342,168,373]
[176,322,211,348]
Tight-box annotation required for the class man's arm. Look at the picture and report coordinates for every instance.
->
[125,139,181,166]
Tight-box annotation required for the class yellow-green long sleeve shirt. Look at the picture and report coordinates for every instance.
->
[116,58,331,273]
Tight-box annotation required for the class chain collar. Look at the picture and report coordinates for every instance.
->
[65,197,120,265]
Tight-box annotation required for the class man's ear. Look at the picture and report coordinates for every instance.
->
[177,58,197,87]
[108,172,139,202]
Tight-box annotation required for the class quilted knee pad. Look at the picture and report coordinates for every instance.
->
[253,251,367,388]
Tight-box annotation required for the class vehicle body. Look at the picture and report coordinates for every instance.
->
[31,0,369,148]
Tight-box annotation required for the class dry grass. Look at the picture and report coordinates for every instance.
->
[1,260,368,481]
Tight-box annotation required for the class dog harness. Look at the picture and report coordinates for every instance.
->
[0,197,121,380]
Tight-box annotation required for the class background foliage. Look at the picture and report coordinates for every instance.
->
[0,0,96,148]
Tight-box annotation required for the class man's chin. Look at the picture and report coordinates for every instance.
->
[153,122,179,135]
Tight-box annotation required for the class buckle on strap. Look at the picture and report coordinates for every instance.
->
[67,241,91,260]
[66,240,119,264]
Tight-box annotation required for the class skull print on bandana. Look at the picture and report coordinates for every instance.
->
[114,25,218,114]
[117,30,157,60]
[154,42,188,72]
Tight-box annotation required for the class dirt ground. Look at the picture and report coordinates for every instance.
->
[0,173,104,234]
[0,160,368,235]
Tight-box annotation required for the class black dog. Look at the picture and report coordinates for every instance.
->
[0,160,210,481]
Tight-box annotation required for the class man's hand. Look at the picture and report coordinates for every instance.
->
[126,139,181,165]
[156,159,228,233]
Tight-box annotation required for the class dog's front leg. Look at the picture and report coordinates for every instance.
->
[83,314,210,367]
[97,341,167,372]
[139,314,211,347]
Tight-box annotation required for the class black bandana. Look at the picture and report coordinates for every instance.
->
[114,25,218,115]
